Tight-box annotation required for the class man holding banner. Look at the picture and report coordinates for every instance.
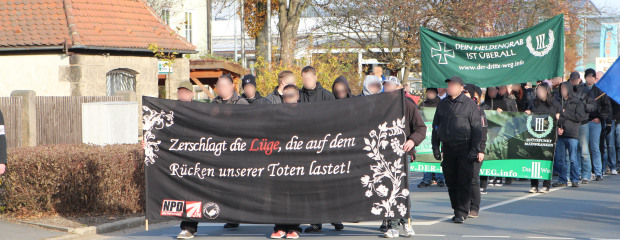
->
[431,76,482,223]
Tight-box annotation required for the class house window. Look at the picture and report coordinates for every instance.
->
[162,9,171,25]
[185,12,192,43]
[106,69,137,96]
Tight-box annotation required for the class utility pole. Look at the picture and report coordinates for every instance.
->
[206,0,213,55]
[240,0,246,68]
[266,0,271,63]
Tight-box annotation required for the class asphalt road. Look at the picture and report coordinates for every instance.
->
[2,172,619,240]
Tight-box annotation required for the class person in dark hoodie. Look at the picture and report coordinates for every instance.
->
[525,82,561,193]
[417,88,445,188]
[332,76,352,99]
[463,84,488,219]
[583,68,611,181]
[567,71,598,184]
[241,74,271,104]
[553,81,588,188]
[381,76,427,238]
[299,66,335,103]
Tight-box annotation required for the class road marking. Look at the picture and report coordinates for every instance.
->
[412,186,567,226]
[416,234,447,237]
[527,237,575,239]
[463,235,510,238]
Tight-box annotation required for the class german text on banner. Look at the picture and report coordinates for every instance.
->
[411,107,556,180]
[421,14,564,88]
[142,91,409,223]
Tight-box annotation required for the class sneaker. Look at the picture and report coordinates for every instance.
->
[271,230,286,239]
[552,182,567,187]
[402,222,415,237]
[224,223,239,229]
[595,176,603,181]
[468,210,479,218]
[331,222,344,231]
[177,230,195,239]
[581,179,589,184]
[612,169,618,175]
[539,187,550,193]
[383,229,399,238]
[572,182,580,187]
[286,231,300,239]
[417,182,431,188]
[379,220,389,232]
[437,181,446,187]
[304,224,322,233]
[494,179,503,186]
[452,216,465,223]
[528,187,538,193]
[480,187,487,194]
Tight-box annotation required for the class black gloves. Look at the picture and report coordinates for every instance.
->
[433,147,442,161]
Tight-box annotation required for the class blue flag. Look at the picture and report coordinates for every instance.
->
[596,57,620,104]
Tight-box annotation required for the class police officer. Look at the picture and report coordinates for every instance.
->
[431,76,482,223]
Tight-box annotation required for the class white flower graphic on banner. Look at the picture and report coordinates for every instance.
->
[360,116,409,218]
[142,106,174,165]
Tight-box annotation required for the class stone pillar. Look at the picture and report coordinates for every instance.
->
[10,90,37,146]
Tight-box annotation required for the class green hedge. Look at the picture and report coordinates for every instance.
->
[0,144,144,215]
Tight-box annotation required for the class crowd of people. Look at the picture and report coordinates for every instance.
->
[133,65,620,239]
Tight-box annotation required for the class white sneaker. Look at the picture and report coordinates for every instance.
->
[529,187,538,193]
[177,230,195,239]
[383,229,399,238]
[612,169,618,175]
[402,222,415,237]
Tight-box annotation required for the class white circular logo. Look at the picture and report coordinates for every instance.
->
[203,202,220,219]
[526,115,554,138]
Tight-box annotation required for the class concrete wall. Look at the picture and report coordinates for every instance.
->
[0,54,71,96]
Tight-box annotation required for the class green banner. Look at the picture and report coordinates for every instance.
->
[411,108,557,180]
[421,14,564,88]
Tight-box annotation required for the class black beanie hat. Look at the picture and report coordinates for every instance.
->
[241,74,256,88]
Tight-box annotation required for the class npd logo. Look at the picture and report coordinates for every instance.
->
[161,199,185,217]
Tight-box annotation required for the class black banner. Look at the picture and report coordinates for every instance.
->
[142,91,409,224]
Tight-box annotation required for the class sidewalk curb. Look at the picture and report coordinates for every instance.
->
[11,216,149,236]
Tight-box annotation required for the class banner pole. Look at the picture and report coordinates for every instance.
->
[146,219,149,231]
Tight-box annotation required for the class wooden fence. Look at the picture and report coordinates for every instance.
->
[0,97,23,148]
[35,96,124,145]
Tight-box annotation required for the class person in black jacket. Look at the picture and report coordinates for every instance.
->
[511,83,533,112]
[241,74,271,104]
[567,71,598,184]
[299,66,335,103]
[431,76,482,223]
[0,109,6,176]
[525,82,561,193]
[582,69,611,181]
[481,87,518,113]
[597,71,618,175]
[302,66,336,234]
[553,81,588,188]
[463,84,487,219]
[332,76,352,99]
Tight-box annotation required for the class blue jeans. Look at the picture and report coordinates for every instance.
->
[588,121,602,177]
[556,137,580,183]
[578,123,591,180]
[603,121,616,171]
[422,172,445,184]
